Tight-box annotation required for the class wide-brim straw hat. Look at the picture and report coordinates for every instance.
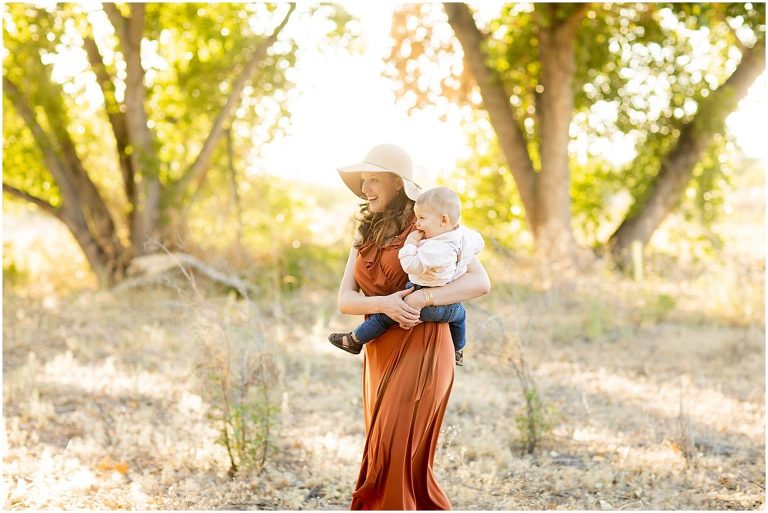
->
[337,143,422,201]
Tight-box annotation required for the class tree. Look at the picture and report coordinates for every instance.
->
[386,3,765,268]
[3,3,351,286]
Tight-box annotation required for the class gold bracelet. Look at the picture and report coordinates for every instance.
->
[421,289,434,307]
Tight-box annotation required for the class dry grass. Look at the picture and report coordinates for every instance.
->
[3,262,764,509]
[2,184,765,510]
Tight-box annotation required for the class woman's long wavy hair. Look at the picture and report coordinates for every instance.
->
[354,185,414,249]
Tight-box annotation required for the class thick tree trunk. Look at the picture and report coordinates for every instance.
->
[58,137,131,279]
[609,38,766,266]
[4,181,124,286]
[61,209,129,287]
[445,3,592,268]
[532,4,586,263]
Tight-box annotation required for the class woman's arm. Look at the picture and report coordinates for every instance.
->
[404,257,491,310]
[337,246,422,325]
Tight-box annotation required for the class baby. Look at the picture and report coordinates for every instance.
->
[329,186,484,366]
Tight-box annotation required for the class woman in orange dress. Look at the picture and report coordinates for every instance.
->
[333,144,491,510]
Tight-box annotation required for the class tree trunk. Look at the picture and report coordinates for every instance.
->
[445,3,592,268]
[5,182,126,287]
[61,209,129,287]
[609,37,766,266]
[105,3,163,255]
[59,137,132,280]
[532,4,586,263]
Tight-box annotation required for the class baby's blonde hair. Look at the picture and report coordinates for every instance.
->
[415,186,461,226]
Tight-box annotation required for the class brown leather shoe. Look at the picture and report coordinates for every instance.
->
[328,332,363,355]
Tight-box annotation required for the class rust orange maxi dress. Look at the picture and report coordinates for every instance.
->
[350,220,455,510]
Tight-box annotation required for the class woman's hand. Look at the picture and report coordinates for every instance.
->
[380,288,422,328]
[398,288,429,329]
[418,258,490,307]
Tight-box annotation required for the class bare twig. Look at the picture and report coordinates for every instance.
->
[737,471,765,491]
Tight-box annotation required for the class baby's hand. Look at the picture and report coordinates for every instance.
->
[405,230,424,245]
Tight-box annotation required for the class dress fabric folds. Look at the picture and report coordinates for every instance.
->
[350,221,455,510]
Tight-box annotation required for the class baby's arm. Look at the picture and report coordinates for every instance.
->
[398,239,459,275]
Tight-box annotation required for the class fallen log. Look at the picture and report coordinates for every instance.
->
[112,252,256,298]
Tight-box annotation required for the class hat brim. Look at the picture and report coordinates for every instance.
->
[337,163,421,201]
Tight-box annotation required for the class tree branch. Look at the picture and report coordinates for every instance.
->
[724,22,747,54]
[82,35,119,111]
[2,183,62,217]
[443,2,538,227]
[117,2,154,170]
[103,3,128,54]
[31,67,107,207]
[3,76,80,203]
[125,3,145,50]
[226,127,244,249]
[6,72,129,267]
[171,3,297,198]
[82,33,135,203]
[118,2,151,162]
[563,3,590,33]
[609,37,766,257]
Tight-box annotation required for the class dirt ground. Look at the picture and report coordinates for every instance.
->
[2,248,764,510]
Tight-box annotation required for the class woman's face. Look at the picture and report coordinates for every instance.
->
[360,172,402,212]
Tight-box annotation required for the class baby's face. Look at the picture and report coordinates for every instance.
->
[414,203,451,239]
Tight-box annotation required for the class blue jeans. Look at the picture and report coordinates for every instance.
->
[353,283,467,351]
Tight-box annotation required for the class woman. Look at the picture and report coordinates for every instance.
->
[334,143,491,509]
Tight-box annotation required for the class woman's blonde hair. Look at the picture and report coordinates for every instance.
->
[354,187,414,249]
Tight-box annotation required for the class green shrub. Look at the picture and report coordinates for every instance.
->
[640,292,676,323]
[514,389,558,454]
[3,244,28,288]
[193,299,280,477]
[584,298,614,340]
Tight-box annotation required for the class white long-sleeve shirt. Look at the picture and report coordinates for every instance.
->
[397,225,485,287]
